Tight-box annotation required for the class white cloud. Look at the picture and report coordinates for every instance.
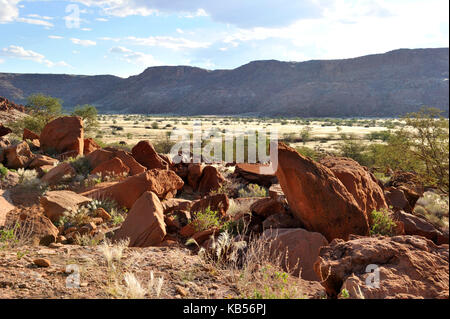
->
[109,46,161,66]
[48,35,64,39]
[71,38,97,46]
[0,58,4,64]
[0,45,71,67]
[81,27,92,31]
[126,36,210,50]
[0,0,20,23]
[16,17,54,27]
[96,17,108,22]
[27,13,53,20]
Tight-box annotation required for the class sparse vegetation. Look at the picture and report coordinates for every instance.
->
[238,183,267,198]
[370,209,397,236]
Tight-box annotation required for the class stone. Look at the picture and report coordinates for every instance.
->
[161,198,193,214]
[191,193,229,217]
[41,162,76,185]
[40,116,84,156]
[320,156,388,216]
[262,228,329,281]
[40,190,92,222]
[269,184,285,202]
[386,171,424,208]
[131,140,168,170]
[23,128,40,141]
[91,157,130,177]
[113,150,146,176]
[0,123,12,137]
[187,163,204,190]
[27,155,59,169]
[80,169,184,209]
[83,138,100,155]
[314,235,449,299]
[234,163,277,186]
[33,258,51,268]
[385,187,413,213]
[95,207,111,221]
[250,197,286,218]
[192,227,219,245]
[85,149,115,170]
[262,213,303,230]
[0,190,15,227]
[2,141,35,169]
[112,191,166,247]
[197,166,225,194]
[276,142,369,241]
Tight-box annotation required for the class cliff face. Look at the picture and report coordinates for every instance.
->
[0,48,448,117]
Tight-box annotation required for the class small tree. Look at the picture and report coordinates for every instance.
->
[300,126,311,145]
[72,104,99,133]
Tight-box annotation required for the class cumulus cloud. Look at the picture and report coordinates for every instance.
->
[16,17,54,27]
[71,38,97,46]
[109,46,161,66]
[0,0,20,23]
[126,35,210,50]
[0,45,70,67]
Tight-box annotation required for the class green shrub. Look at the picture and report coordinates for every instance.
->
[67,156,91,177]
[0,164,8,179]
[238,184,267,198]
[370,209,397,236]
[191,207,221,232]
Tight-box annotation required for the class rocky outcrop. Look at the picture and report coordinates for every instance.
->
[112,191,166,247]
[40,116,84,156]
[80,169,184,209]
[23,128,39,141]
[386,171,424,209]
[191,193,229,217]
[187,163,203,190]
[276,143,369,241]
[320,156,387,216]
[27,155,58,169]
[262,228,329,281]
[250,197,286,218]
[131,140,168,170]
[91,157,129,177]
[41,162,76,185]
[83,138,100,155]
[0,124,12,137]
[314,235,449,299]
[0,190,15,227]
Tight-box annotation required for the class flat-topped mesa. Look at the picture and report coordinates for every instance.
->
[275,142,369,241]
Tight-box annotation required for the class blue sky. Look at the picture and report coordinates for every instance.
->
[0,0,448,77]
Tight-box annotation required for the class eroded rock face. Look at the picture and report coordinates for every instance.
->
[40,116,84,156]
[197,166,225,194]
[113,150,146,176]
[187,163,203,190]
[23,128,40,141]
[262,228,329,281]
[275,143,369,241]
[314,235,449,299]
[386,171,424,208]
[83,138,100,155]
[385,187,413,213]
[250,197,286,218]
[320,156,387,216]
[85,149,115,170]
[80,169,184,209]
[131,140,168,170]
[40,190,92,222]
[112,191,166,247]
[3,141,35,169]
[234,163,277,187]
[27,155,58,169]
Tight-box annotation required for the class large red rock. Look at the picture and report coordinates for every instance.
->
[91,157,130,177]
[191,193,229,217]
[80,169,184,209]
[187,163,203,190]
[0,123,12,137]
[112,191,166,247]
[40,190,92,222]
[386,171,424,208]
[23,128,40,141]
[85,149,114,170]
[27,155,59,169]
[41,162,76,185]
[131,140,168,170]
[83,138,100,155]
[314,235,449,299]
[275,142,369,241]
[2,141,35,169]
[385,187,413,213]
[393,210,448,245]
[235,163,277,186]
[197,166,225,194]
[0,190,15,227]
[40,116,84,156]
[320,156,387,216]
[250,197,286,218]
[262,228,329,281]
[113,150,146,176]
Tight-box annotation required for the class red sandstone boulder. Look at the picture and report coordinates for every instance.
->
[262,228,329,281]
[23,128,40,141]
[40,116,84,156]
[40,190,92,222]
[320,156,388,216]
[250,197,286,218]
[187,163,204,190]
[0,123,12,137]
[2,141,35,169]
[385,187,414,213]
[83,138,100,155]
[27,155,59,169]
[386,171,424,208]
[85,149,114,170]
[91,157,130,177]
[80,169,184,209]
[314,235,449,299]
[275,142,369,241]
[113,150,146,176]
[0,190,15,227]
[161,198,193,214]
[131,140,168,170]
[41,162,76,185]
[234,163,277,186]
[112,191,166,247]
[191,193,230,217]
[197,166,225,194]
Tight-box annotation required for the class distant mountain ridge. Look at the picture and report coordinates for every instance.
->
[0,48,448,117]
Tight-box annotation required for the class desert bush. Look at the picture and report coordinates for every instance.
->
[191,207,221,232]
[238,183,267,198]
[0,164,8,179]
[17,168,46,192]
[153,139,176,154]
[295,146,321,161]
[71,104,99,134]
[67,156,91,177]
[414,192,449,230]
[369,209,397,236]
